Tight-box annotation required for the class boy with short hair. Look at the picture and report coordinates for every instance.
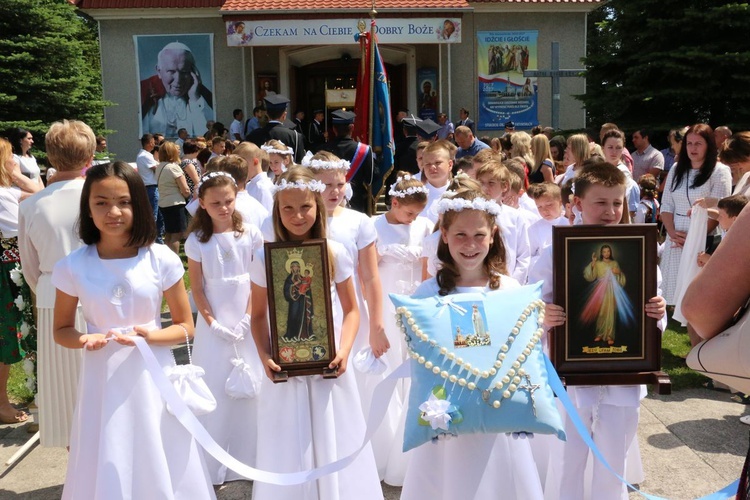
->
[504,157,541,218]
[529,162,666,500]
[235,141,274,212]
[414,140,430,181]
[419,141,454,224]
[474,159,531,283]
[697,194,748,267]
[526,182,569,268]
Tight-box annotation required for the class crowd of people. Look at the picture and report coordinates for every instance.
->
[1,102,750,500]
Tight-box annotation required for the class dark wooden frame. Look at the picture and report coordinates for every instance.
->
[552,224,670,393]
[256,74,278,106]
[264,239,337,382]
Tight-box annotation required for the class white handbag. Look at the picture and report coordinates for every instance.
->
[165,327,217,416]
[225,343,260,399]
[687,298,750,394]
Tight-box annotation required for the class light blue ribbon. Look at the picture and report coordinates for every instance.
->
[544,354,739,500]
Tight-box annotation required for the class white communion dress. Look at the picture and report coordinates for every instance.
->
[185,224,264,484]
[52,244,215,500]
[249,238,383,500]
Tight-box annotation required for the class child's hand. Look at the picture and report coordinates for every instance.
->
[112,326,150,346]
[263,357,282,380]
[369,326,390,358]
[81,333,109,351]
[697,251,710,268]
[234,314,252,340]
[328,348,351,376]
[543,303,567,328]
[645,296,666,320]
[210,320,243,343]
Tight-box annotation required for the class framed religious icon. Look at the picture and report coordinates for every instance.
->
[552,225,670,392]
[256,74,278,105]
[264,239,337,382]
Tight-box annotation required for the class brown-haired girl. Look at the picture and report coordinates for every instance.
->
[401,189,543,499]
[185,170,264,485]
[249,167,382,500]
[261,139,294,181]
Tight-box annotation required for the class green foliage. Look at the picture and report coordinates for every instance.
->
[580,0,750,134]
[0,0,109,161]
[660,318,707,391]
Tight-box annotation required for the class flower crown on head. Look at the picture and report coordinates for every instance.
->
[197,171,236,192]
[388,174,429,198]
[261,142,294,156]
[273,178,326,195]
[300,151,351,172]
[436,196,502,217]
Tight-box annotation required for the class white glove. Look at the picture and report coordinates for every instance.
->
[233,314,252,341]
[210,320,243,343]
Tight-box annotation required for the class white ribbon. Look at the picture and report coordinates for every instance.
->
[434,297,468,318]
[132,337,409,485]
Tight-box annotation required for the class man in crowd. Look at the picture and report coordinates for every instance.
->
[307,109,326,153]
[437,113,454,141]
[455,107,475,135]
[321,110,378,215]
[141,41,214,138]
[715,126,732,150]
[455,125,489,159]
[136,134,164,242]
[631,128,664,180]
[246,94,305,163]
[230,108,244,141]
[244,106,264,138]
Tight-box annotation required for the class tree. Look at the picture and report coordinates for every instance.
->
[580,1,750,134]
[0,0,108,158]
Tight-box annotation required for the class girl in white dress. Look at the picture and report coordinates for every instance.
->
[249,167,382,500]
[401,189,544,500]
[261,140,294,182]
[51,162,214,500]
[372,172,432,484]
[303,152,389,440]
[185,171,264,485]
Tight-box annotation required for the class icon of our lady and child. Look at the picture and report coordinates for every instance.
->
[283,259,315,342]
[580,244,636,346]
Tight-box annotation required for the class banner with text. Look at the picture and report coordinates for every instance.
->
[477,30,538,130]
[226,18,462,46]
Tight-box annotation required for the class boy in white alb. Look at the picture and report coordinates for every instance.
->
[528,161,666,500]
[419,141,454,224]
[235,141,275,213]
[526,183,569,270]
[475,159,531,283]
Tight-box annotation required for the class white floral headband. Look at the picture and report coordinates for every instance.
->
[436,197,502,217]
[198,171,236,192]
[388,175,429,198]
[273,178,326,195]
[300,151,351,172]
[262,143,294,156]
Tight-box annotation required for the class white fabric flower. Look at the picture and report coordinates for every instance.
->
[19,322,30,338]
[23,358,35,376]
[419,393,454,431]
[436,196,502,217]
[25,378,36,393]
[14,295,25,311]
[9,266,23,286]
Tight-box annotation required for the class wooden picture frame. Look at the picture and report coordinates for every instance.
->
[552,224,670,392]
[264,239,337,382]
[256,74,278,106]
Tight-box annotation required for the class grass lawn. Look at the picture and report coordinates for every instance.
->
[660,317,708,391]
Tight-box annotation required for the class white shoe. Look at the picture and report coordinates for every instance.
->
[740,415,750,426]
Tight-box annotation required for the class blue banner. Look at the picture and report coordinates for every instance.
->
[477,30,538,131]
[372,40,395,192]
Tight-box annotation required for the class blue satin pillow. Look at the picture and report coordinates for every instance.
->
[390,282,566,452]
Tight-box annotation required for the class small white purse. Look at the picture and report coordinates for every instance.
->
[225,343,260,399]
[165,327,217,416]
[687,298,750,394]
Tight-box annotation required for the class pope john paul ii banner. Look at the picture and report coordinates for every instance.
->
[477,30,538,131]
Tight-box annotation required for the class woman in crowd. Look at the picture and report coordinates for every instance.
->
[18,120,95,447]
[179,139,202,200]
[660,124,731,339]
[719,131,750,197]
[529,134,556,183]
[156,141,190,254]
[558,133,591,185]
[10,128,43,192]
[0,137,38,424]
